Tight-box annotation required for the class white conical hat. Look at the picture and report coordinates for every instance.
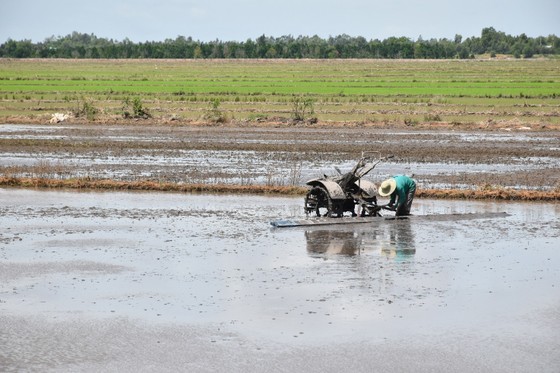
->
[378,178,396,197]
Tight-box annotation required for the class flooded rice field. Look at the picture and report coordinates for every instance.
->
[1,124,559,190]
[1,188,559,372]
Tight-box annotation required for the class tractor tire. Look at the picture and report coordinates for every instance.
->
[305,186,334,217]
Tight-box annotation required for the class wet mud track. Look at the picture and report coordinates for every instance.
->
[1,188,559,372]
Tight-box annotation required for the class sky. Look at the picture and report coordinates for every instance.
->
[1,0,559,43]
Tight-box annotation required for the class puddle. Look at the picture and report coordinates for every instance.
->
[1,188,559,371]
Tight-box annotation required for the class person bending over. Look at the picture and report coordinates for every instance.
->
[378,175,416,216]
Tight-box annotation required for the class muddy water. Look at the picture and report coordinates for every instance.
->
[1,188,559,372]
[1,124,559,190]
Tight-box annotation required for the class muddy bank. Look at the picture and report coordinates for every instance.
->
[1,189,559,372]
[1,176,559,201]
[0,124,559,191]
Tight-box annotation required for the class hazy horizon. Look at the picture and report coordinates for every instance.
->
[1,0,559,44]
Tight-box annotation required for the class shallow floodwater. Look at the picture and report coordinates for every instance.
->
[1,188,559,372]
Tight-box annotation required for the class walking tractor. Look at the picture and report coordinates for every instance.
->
[271,153,509,228]
[304,153,394,218]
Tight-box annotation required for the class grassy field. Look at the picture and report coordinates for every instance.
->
[0,58,559,128]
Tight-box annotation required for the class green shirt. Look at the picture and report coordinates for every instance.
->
[389,175,416,207]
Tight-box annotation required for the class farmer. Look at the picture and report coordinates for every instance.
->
[378,175,416,216]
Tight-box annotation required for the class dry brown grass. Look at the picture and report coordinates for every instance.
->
[0,176,307,195]
[417,187,560,201]
[1,176,558,201]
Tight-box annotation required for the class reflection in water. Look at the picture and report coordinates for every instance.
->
[378,219,416,260]
[305,219,416,259]
[305,230,362,256]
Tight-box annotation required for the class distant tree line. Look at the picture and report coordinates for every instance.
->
[1,28,558,59]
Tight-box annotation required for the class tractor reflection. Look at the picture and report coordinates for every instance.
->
[305,220,415,259]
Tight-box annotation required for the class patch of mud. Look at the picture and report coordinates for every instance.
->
[2,311,558,373]
[0,314,253,373]
[0,261,129,282]
[0,124,558,189]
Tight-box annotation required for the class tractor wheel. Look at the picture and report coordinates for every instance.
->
[305,186,334,217]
